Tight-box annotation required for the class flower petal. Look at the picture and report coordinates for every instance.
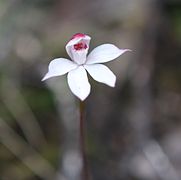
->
[67,66,91,101]
[66,33,91,65]
[86,44,131,64]
[84,64,116,87]
[42,58,77,81]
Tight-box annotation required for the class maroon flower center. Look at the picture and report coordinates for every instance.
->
[74,42,87,51]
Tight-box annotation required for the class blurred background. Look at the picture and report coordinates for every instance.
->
[0,0,181,179]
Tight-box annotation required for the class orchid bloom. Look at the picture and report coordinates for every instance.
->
[42,33,130,101]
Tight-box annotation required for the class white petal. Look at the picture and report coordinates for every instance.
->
[42,58,77,81]
[66,34,91,64]
[86,44,131,64]
[67,66,91,101]
[84,64,116,87]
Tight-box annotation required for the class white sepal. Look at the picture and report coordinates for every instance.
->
[84,64,116,87]
[42,58,77,81]
[67,66,91,101]
[86,44,131,64]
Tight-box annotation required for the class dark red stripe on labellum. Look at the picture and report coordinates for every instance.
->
[74,43,87,50]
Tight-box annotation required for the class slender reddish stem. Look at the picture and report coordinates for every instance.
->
[79,100,90,180]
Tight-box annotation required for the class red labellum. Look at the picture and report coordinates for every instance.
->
[74,42,87,50]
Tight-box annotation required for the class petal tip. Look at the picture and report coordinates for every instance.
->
[41,74,48,81]
[127,49,132,51]
[122,49,132,52]
[117,48,132,57]
[79,95,88,101]
[41,73,53,81]
[108,72,116,87]
[112,83,116,87]
[76,85,91,101]
[110,77,116,87]
[73,88,90,101]
[111,82,116,87]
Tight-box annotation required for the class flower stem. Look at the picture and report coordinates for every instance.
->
[79,100,90,180]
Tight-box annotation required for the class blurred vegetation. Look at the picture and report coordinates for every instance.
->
[0,0,181,180]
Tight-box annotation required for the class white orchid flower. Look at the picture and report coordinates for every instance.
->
[42,33,130,101]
